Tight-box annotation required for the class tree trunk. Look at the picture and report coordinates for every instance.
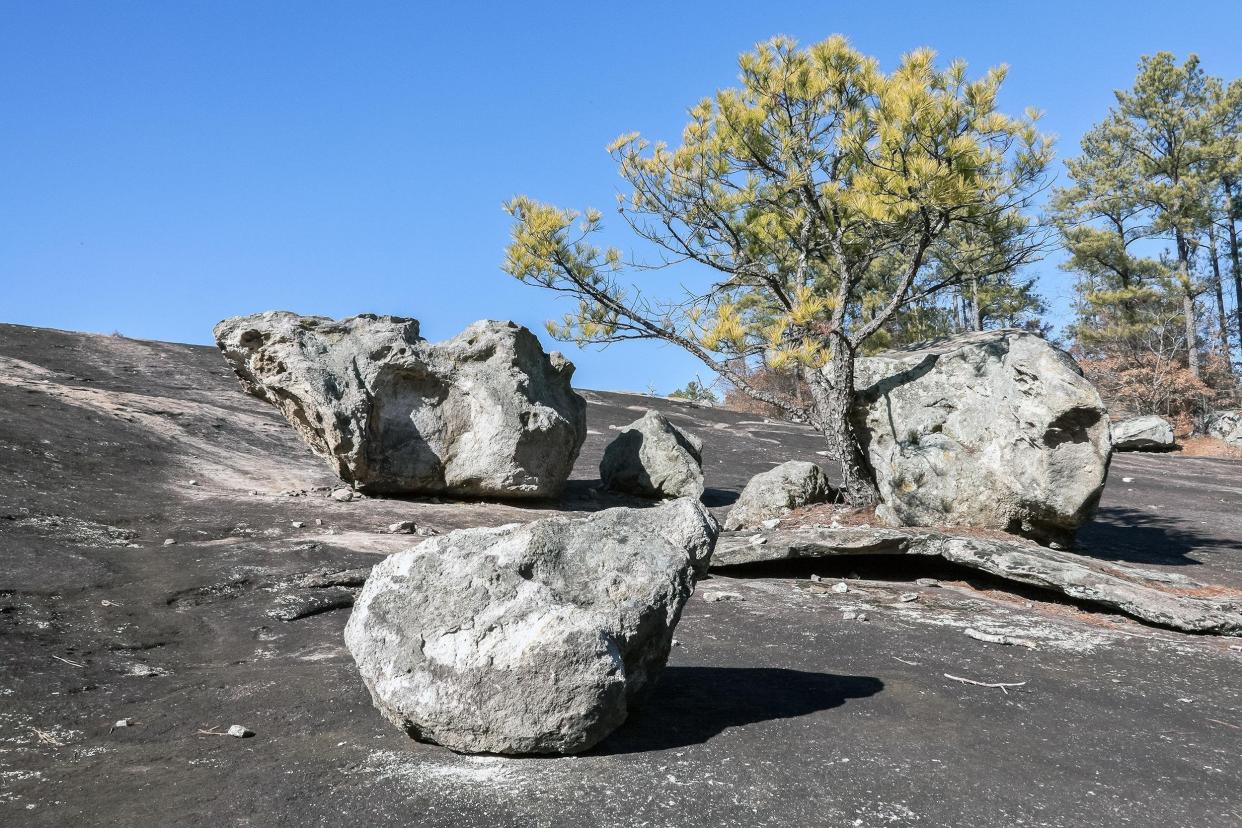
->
[808,339,879,506]
[1207,220,1233,375]
[1176,229,1201,379]
[1225,177,1242,361]
[970,277,983,332]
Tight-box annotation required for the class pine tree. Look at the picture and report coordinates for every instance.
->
[503,36,1051,505]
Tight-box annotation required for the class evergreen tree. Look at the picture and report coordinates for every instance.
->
[504,36,1051,504]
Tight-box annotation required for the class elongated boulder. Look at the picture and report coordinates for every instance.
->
[851,330,1111,544]
[600,410,704,499]
[724,461,836,530]
[1112,415,1175,451]
[1205,410,1242,446]
[214,312,586,497]
[709,526,1242,635]
[343,499,719,755]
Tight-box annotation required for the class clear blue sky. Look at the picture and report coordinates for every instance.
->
[3,2,1241,392]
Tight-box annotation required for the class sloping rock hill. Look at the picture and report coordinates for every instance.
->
[2,322,1242,827]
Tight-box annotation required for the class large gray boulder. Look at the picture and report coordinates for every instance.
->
[600,410,704,499]
[1112,415,1175,451]
[343,499,719,755]
[724,461,836,531]
[1205,410,1242,446]
[214,312,586,497]
[850,330,1111,544]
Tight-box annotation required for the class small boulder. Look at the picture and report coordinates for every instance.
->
[344,498,719,755]
[724,461,836,530]
[1111,415,1175,452]
[214,312,587,498]
[599,410,704,499]
[851,330,1111,544]
[1205,410,1242,446]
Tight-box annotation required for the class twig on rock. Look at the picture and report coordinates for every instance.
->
[963,628,1038,649]
[944,673,1027,694]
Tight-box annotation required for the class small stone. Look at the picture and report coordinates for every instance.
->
[748,535,767,546]
[113,718,135,729]
[332,489,354,503]
[227,725,254,738]
[842,611,857,620]
[162,539,176,546]
[1049,541,1065,550]
[855,613,868,621]
[832,582,849,594]
[388,521,418,534]
[187,480,198,486]
[671,639,682,647]
[810,574,825,583]
[1122,477,1134,483]
[315,519,323,526]
[915,578,939,587]
[702,590,745,603]
[760,518,781,530]
[899,593,918,602]
[291,521,305,529]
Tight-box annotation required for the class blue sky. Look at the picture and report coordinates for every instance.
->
[3,2,1241,393]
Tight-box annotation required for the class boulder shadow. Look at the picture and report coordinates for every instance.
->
[1076,505,1235,566]
[591,666,883,755]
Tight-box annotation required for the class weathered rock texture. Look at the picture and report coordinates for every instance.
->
[1205,410,1242,446]
[344,498,719,755]
[724,461,836,531]
[214,312,586,497]
[851,330,1111,544]
[712,527,1242,635]
[600,410,704,499]
[1112,415,1175,452]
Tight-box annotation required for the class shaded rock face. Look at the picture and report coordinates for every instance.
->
[600,410,704,499]
[1206,410,1242,446]
[1112,415,1175,452]
[724,461,835,531]
[851,329,1111,544]
[214,312,586,497]
[343,499,719,755]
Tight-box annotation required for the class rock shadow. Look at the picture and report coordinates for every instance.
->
[591,666,882,755]
[1076,505,1234,566]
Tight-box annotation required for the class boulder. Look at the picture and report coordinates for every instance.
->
[724,461,836,530]
[600,410,704,499]
[1205,410,1242,446]
[850,329,1111,544]
[343,498,719,755]
[214,312,586,498]
[709,525,1242,636]
[1111,415,1175,451]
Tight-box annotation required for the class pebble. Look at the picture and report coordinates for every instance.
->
[832,582,849,593]
[331,489,354,503]
[162,539,176,546]
[760,518,781,530]
[187,480,198,486]
[899,592,919,602]
[748,535,767,546]
[227,725,254,739]
[315,519,323,526]
[388,521,418,534]
[113,718,135,729]
[915,577,940,587]
[291,521,305,529]
[1122,477,1134,483]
